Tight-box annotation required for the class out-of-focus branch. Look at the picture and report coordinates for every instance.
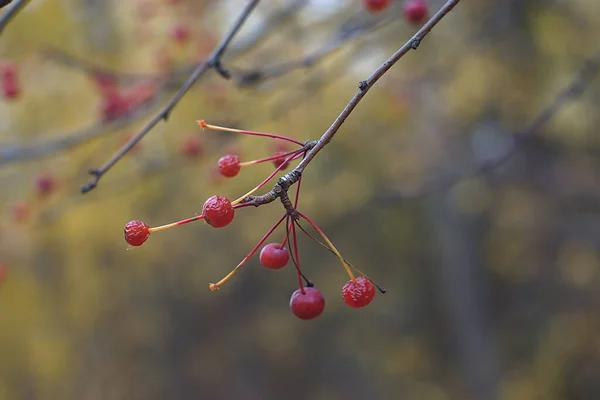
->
[0,0,26,34]
[243,0,461,209]
[80,0,261,194]
[0,98,161,165]
[380,47,600,202]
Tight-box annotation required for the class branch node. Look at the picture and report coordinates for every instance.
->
[411,38,421,50]
[358,80,368,91]
[214,61,232,80]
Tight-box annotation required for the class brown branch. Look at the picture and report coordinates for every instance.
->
[80,0,261,194]
[245,0,461,208]
[0,0,26,34]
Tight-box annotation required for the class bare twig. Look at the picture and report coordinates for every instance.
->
[80,0,261,194]
[0,0,25,34]
[245,0,461,208]
[0,97,161,165]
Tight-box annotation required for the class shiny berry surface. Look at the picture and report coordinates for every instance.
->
[342,276,376,308]
[403,0,428,25]
[259,243,289,270]
[290,287,325,320]
[363,0,390,13]
[202,195,235,228]
[217,154,241,178]
[124,220,150,246]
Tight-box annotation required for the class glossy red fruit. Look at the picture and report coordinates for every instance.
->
[290,287,325,320]
[202,195,235,228]
[272,151,290,170]
[217,154,241,178]
[403,0,428,25]
[342,276,376,308]
[180,136,203,158]
[259,243,289,270]
[363,0,390,13]
[36,173,57,196]
[124,220,150,246]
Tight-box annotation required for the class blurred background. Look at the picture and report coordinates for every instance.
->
[1,0,600,399]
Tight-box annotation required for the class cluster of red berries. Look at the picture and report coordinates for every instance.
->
[123,121,383,320]
[362,0,429,26]
[1,62,20,99]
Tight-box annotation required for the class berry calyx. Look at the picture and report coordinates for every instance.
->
[259,243,289,270]
[202,195,235,228]
[403,0,428,25]
[124,220,150,246]
[290,287,325,320]
[342,276,376,308]
[217,154,241,178]
[363,0,391,13]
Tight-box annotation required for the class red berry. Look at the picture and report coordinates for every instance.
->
[2,80,19,99]
[342,276,376,308]
[180,136,203,158]
[272,151,290,170]
[202,195,235,228]
[171,25,190,43]
[403,0,428,25]
[0,62,16,81]
[124,220,150,246]
[259,243,289,270]
[101,91,129,121]
[290,287,325,320]
[217,154,241,178]
[36,173,57,196]
[363,0,390,13]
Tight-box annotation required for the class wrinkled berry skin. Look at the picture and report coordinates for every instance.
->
[290,287,325,320]
[342,277,376,308]
[124,220,150,246]
[259,243,289,269]
[217,154,241,178]
[202,195,235,228]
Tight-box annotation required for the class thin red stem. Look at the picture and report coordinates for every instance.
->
[198,120,304,146]
[239,148,303,167]
[209,213,286,290]
[291,220,305,294]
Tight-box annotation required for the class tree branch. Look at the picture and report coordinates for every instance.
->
[246,0,461,208]
[0,0,26,34]
[80,0,261,194]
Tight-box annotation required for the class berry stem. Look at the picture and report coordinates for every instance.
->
[296,211,356,282]
[285,216,309,293]
[294,220,386,294]
[238,148,303,167]
[209,214,287,291]
[197,120,304,146]
[231,152,303,206]
[148,215,204,233]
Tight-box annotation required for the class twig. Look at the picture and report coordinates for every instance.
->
[0,0,25,34]
[246,0,461,208]
[0,97,161,165]
[80,0,261,194]
[381,47,600,202]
